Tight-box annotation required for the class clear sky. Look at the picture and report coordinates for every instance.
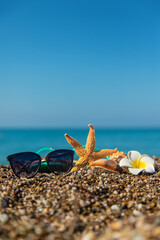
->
[0,0,160,128]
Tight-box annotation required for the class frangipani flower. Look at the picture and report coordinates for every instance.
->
[119,151,155,175]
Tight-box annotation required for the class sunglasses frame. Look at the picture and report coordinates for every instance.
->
[7,149,74,179]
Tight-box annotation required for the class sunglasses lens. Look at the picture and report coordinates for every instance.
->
[46,150,74,173]
[8,152,41,178]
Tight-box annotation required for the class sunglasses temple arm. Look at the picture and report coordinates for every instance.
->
[36,148,54,155]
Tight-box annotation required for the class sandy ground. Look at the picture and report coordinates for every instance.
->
[0,157,160,240]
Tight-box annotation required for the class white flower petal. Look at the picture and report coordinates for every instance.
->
[145,164,155,173]
[140,155,155,165]
[119,158,132,167]
[128,167,143,175]
[127,151,141,162]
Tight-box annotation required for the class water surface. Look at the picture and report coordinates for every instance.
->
[0,128,160,165]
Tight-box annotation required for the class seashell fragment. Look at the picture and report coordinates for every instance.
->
[88,159,123,173]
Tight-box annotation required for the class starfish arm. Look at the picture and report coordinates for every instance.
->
[65,134,86,157]
[86,124,95,154]
[93,148,118,159]
[71,157,88,172]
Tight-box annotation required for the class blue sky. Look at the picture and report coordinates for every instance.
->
[0,0,160,128]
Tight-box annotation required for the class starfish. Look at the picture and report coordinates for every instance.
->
[65,124,118,172]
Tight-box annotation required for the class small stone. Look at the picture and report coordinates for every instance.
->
[149,202,156,208]
[137,203,143,210]
[113,190,118,195]
[18,209,25,215]
[127,201,134,208]
[80,200,88,207]
[111,205,120,212]
[81,232,94,240]
[1,198,8,208]
[110,221,123,230]
[0,214,8,223]
[35,227,42,235]
[58,224,66,232]
[132,235,145,240]
[133,210,142,216]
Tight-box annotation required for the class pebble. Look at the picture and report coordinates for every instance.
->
[137,203,143,210]
[111,205,120,212]
[113,190,118,195]
[1,198,8,208]
[132,235,145,240]
[133,210,142,216]
[0,214,8,223]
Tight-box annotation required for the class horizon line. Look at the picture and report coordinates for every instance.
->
[0,126,160,130]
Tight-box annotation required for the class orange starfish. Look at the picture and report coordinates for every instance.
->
[65,124,118,172]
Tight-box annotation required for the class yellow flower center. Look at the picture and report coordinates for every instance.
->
[132,159,146,169]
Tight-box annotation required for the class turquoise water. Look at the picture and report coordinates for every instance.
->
[0,128,160,165]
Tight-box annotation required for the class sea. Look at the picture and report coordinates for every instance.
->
[0,128,160,165]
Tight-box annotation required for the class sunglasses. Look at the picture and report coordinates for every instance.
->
[7,148,74,178]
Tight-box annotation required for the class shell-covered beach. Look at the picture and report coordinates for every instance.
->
[0,157,160,240]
